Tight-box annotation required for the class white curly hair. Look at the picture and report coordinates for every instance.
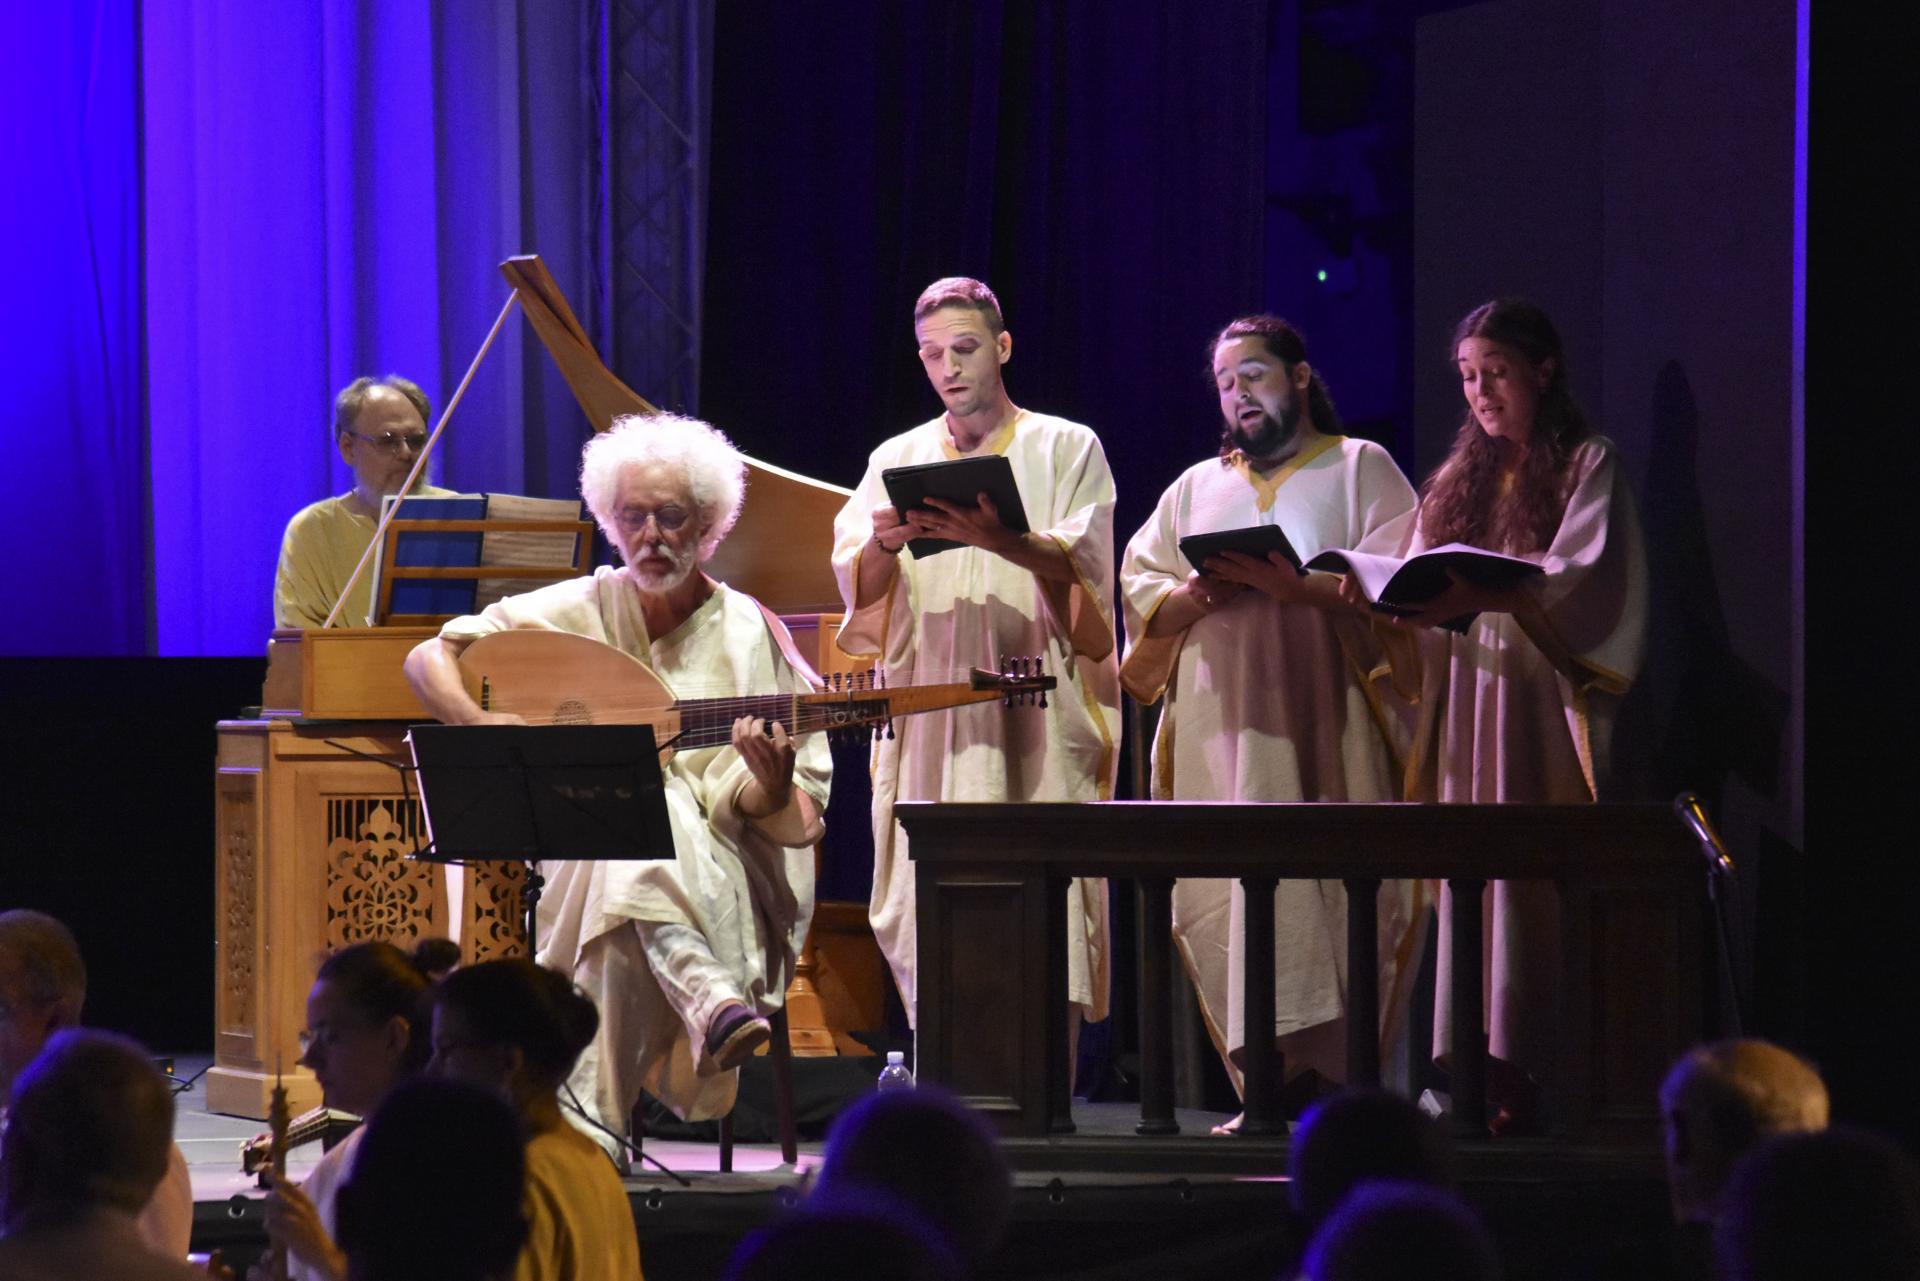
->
[579,413,748,561]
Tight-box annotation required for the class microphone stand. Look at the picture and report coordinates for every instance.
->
[1673,791,1749,1035]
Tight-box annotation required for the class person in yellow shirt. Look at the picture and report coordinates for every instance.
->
[273,374,452,628]
[427,959,643,1281]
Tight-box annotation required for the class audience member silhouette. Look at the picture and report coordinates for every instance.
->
[1659,1038,1828,1226]
[1299,1181,1500,1281]
[0,1029,207,1281]
[810,1083,1013,1267]
[427,958,642,1281]
[1715,1126,1920,1281]
[259,941,433,1281]
[332,1077,529,1281]
[0,908,193,1258]
[725,1193,963,1281]
[1288,1088,1455,1234]
[410,937,462,982]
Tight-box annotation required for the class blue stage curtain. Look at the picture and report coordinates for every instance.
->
[1,1,147,656]
[134,0,597,655]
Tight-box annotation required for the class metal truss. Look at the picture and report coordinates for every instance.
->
[595,0,711,413]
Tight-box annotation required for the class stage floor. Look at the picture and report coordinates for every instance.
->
[173,1053,1249,1193]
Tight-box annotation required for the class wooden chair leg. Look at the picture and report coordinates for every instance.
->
[770,1006,798,1165]
[717,1009,795,1171]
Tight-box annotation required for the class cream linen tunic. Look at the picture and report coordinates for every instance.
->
[1400,436,1649,1075]
[1119,437,1423,1084]
[440,567,831,1120]
[832,411,1121,1025]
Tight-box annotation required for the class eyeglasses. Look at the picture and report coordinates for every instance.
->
[614,504,692,533]
[347,429,429,454]
[297,1023,366,1055]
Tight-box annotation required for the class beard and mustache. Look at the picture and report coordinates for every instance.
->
[628,537,698,592]
[1227,393,1302,460]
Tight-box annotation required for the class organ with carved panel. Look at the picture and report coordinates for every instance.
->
[209,717,530,1118]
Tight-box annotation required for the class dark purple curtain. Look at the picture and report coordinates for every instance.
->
[699,1,1272,558]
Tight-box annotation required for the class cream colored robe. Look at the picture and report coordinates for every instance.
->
[832,410,1120,1026]
[274,485,454,627]
[1398,436,1648,1077]
[287,1125,363,1281]
[1119,438,1424,1087]
[440,567,831,1120]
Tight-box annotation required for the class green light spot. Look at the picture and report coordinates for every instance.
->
[1316,269,1328,283]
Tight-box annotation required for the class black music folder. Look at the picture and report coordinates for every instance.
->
[1177,524,1307,576]
[881,455,1031,558]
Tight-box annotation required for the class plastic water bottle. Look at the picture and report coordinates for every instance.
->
[877,1050,913,1092]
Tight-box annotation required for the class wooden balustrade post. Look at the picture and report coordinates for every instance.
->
[1449,877,1488,1136]
[1344,876,1382,1088]
[1048,873,1077,1135]
[1136,876,1178,1135]
[1240,875,1282,1136]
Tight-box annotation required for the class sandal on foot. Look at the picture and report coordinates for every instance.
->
[706,1004,772,1072]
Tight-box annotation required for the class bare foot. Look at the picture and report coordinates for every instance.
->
[1209,1112,1245,1137]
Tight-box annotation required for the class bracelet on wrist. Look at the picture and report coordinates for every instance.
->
[873,532,901,556]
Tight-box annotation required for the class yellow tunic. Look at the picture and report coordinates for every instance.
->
[516,1122,643,1281]
[273,487,452,628]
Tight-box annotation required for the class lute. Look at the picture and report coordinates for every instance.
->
[241,1106,362,1183]
[456,630,1050,753]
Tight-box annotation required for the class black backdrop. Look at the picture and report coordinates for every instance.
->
[699,0,1272,555]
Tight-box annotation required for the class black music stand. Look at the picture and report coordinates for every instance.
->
[406,724,676,954]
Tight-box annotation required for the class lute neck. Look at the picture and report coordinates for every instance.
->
[670,692,808,750]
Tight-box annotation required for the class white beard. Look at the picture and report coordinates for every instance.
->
[629,539,697,592]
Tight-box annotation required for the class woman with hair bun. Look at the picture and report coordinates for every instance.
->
[428,959,642,1281]
[262,942,432,1281]
[1389,298,1647,1132]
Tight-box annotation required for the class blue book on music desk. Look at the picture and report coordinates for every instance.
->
[385,494,486,619]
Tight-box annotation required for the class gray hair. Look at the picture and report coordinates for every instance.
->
[579,413,748,561]
[333,375,432,441]
[0,910,86,1012]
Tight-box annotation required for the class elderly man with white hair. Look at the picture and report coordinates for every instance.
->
[404,413,830,1150]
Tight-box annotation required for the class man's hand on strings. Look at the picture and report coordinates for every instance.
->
[733,715,797,817]
[914,493,1022,557]
[1206,550,1311,605]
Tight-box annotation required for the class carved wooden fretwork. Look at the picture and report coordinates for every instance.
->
[219,776,258,1029]
[464,861,529,962]
[325,798,438,948]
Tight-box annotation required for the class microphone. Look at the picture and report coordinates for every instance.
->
[1673,791,1735,877]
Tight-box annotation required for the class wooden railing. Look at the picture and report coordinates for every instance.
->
[898,802,1704,1144]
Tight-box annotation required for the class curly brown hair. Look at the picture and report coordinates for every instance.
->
[1418,299,1592,553]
